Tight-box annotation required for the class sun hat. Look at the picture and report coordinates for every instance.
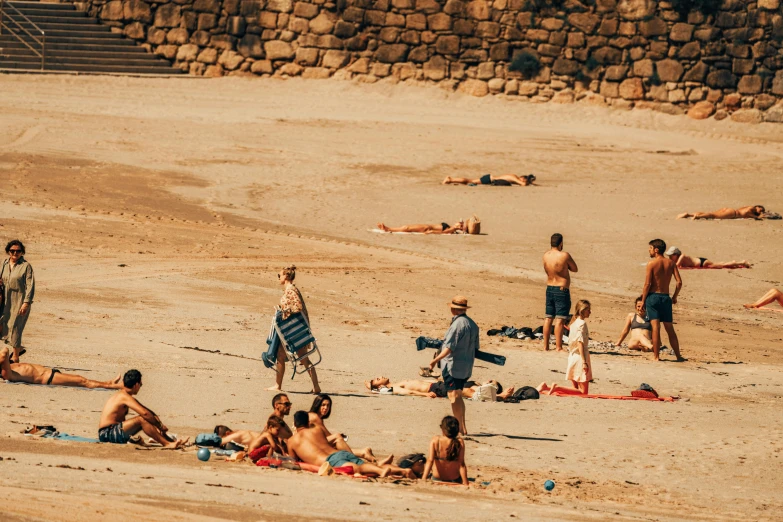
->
[448,296,470,309]
[665,246,681,256]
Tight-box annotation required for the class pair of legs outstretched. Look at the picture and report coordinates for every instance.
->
[120,416,187,449]
[744,288,783,309]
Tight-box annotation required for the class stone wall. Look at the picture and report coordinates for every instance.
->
[71,0,783,122]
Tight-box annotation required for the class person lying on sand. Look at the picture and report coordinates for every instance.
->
[744,288,783,309]
[97,369,187,448]
[421,416,468,486]
[443,174,535,187]
[287,411,414,478]
[0,347,122,389]
[377,215,480,235]
[615,297,658,353]
[665,246,750,269]
[677,205,765,220]
[365,376,514,401]
[537,300,593,396]
[308,394,386,464]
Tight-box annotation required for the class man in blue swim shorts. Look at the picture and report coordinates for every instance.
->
[641,239,685,362]
[542,233,578,352]
[287,411,414,478]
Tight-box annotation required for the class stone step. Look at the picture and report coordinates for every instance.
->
[0,60,181,74]
[4,21,111,33]
[3,26,124,38]
[4,14,97,25]
[0,38,146,52]
[1,53,173,66]
[7,1,78,10]
[1,47,160,60]
[5,8,88,18]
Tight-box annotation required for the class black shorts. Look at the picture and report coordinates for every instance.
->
[428,381,448,398]
[545,286,571,319]
[442,368,467,392]
[479,174,511,186]
[645,293,673,323]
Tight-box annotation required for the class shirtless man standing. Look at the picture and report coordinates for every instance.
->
[641,239,685,362]
[97,369,187,447]
[542,233,578,352]
[664,246,750,270]
[287,411,414,478]
[0,347,122,389]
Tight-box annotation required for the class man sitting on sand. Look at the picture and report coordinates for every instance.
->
[268,392,293,440]
[0,347,123,389]
[443,174,535,186]
[745,288,783,309]
[287,411,414,478]
[365,376,514,401]
[98,369,187,448]
[665,246,750,269]
[677,205,765,220]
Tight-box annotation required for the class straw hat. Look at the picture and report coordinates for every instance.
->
[448,295,471,309]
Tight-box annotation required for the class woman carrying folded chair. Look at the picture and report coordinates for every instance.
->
[265,265,321,394]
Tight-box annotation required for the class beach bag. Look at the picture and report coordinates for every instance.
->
[631,383,659,399]
[466,215,481,235]
[472,384,497,402]
[512,386,540,401]
[195,433,222,447]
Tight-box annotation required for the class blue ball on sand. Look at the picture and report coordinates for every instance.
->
[544,480,555,491]
[197,448,211,462]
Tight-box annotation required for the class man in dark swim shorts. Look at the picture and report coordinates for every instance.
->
[641,239,685,362]
[644,293,673,323]
[99,422,131,444]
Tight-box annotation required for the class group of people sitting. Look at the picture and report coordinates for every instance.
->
[214,393,468,483]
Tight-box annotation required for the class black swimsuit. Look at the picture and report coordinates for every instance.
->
[46,368,61,385]
[630,314,651,331]
[441,222,449,231]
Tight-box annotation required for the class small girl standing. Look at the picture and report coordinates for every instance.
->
[538,299,593,396]
[421,416,468,486]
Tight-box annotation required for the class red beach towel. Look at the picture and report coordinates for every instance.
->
[550,391,677,402]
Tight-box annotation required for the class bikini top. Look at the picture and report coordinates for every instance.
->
[631,314,651,331]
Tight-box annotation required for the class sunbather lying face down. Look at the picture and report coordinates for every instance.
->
[376,221,465,234]
[664,246,750,269]
[442,174,536,186]
[287,411,414,479]
[0,347,122,389]
[677,205,765,220]
[365,376,514,400]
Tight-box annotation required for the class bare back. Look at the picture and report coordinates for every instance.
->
[543,249,575,287]
[222,430,262,447]
[646,256,676,294]
[287,426,335,466]
[98,390,132,429]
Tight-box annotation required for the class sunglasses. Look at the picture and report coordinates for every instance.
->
[8,249,22,254]
[280,402,292,407]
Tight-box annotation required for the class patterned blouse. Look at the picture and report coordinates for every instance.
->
[280,284,310,322]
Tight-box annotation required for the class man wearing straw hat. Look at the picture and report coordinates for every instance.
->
[428,296,479,436]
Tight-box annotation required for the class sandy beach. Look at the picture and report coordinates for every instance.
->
[1,73,782,521]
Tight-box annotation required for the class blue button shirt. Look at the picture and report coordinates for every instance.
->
[440,313,478,380]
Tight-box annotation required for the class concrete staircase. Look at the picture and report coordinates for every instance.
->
[0,1,181,74]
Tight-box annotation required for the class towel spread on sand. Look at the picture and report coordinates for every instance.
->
[679,266,750,270]
[39,432,101,443]
[549,391,678,402]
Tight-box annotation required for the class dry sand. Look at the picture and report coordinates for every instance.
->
[1,74,782,521]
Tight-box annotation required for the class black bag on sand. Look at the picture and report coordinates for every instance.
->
[503,386,539,403]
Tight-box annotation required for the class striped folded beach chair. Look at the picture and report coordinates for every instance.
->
[273,311,322,380]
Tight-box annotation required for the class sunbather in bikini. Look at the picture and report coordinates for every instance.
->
[365,376,514,401]
[0,347,122,389]
[307,394,388,464]
[744,288,783,309]
[665,246,750,269]
[443,174,535,186]
[377,215,480,235]
[677,205,765,220]
[615,297,655,352]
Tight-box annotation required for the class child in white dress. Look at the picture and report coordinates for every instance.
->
[537,300,592,396]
